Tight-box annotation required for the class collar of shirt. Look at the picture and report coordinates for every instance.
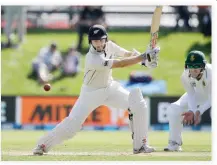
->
[89,44,108,55]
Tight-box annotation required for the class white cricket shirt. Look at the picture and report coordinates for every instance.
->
[181,64,212,114]
[83,41,128,88]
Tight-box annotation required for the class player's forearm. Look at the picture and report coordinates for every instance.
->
[200,101,211,115]
[112,55,144,68]
[124,51,136,57]
[181,75,197,110]
[199,96,211,115]
[187,94,197,112]
[185,89,197,112]
[182,80,197,111]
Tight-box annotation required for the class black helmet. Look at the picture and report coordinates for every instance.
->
[50,42,57,49]
[185,50,207,69]
[88,24,108,43]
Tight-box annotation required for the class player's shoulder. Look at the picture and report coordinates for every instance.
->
[39,47,48,54]
[180,69,191,83]
[85,51,92,60]
[181,69,189,78]
[205,63,212,80]
[107,40,124,53]
[107,40,114,45]
[205,63,212,71]
[107,40,118,48]
[40,47,47,51]
[85,49,100,63]
[54,50,61,55]
[205,63,212,76]
[86,49,97,57]
[84,52,92,67]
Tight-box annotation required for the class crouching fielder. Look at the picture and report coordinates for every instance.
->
[33,24,160,155]
[164,51,211,152]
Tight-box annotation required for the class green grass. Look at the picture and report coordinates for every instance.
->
[1,130,211,161]
[1,32,211,96]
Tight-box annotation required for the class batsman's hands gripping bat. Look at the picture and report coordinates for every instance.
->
[141,46,160,68]
[133,47,160,68]
[142,47,160,68]
[142,6,163,68]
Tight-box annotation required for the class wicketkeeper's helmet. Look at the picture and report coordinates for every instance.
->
[185,50,207,69]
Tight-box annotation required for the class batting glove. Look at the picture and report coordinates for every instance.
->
[141,46,160,68]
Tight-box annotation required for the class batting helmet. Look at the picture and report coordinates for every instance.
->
[88,24,108,43]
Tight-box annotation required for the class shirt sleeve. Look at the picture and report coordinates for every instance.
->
[52,51,62,65]
[110,41,129,58]
[181,70,197,112]
[199,96,211,115]
[37,48,46,62]
[199,67,212,114]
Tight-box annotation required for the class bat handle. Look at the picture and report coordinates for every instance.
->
[147,53,151,62]
[147,45,154,62]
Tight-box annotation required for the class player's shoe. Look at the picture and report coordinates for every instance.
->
[164,141,182,152]
[133,145,156,154]
[33,144,47,155]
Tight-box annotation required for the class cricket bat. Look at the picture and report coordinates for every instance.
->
[147,6,163,62]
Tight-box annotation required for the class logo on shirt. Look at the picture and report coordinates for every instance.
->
[94,30,100,34]
[202,81,206,87]
[190,55,195,61]
[104,60,108,66]
[190,81,196,87]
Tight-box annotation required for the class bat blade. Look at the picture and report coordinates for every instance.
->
[147,6,163,62]
[150,6,162,49]
[150,6,163,34]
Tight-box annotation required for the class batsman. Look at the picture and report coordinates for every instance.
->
[164,51,211,152]
[33,24,160,155]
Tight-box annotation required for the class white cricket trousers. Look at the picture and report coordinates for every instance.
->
[168,92,209,145]
[37,81,130,151]
[4,6,27,42]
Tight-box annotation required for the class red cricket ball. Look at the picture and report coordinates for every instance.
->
[44,83,51,91]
